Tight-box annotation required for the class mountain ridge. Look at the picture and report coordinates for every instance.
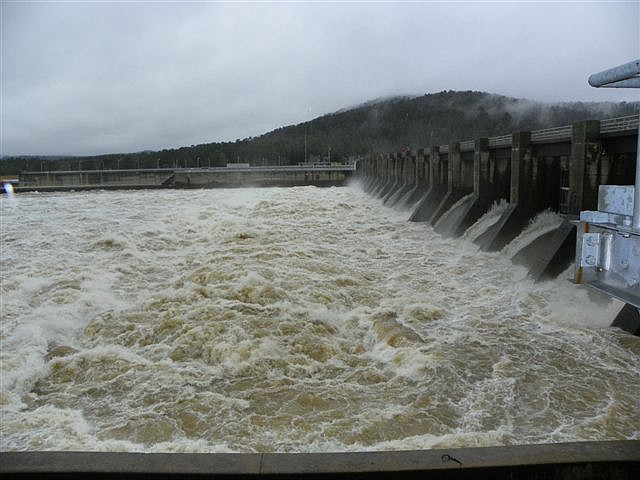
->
[1,90,637,175]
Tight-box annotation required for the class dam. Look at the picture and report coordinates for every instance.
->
[2,116,639,478]
[14,164,356,192]
[358,114,640,335]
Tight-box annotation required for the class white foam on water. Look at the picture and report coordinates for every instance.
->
[461,199,509,242]
[434,193,475,231]
[2,187,639,453]
[393,185,418,211]
[366,429,515,451]
[502,210,564,259]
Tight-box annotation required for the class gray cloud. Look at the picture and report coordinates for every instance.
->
[2,1,639,156]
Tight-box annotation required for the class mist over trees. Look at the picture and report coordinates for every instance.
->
[2,90,637,175]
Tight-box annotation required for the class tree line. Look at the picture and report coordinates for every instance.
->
[2,90,637,176]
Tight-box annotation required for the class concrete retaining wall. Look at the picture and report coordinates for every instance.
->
[2,441,638,479]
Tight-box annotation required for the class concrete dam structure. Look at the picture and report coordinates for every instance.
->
[358,114,640,334]
[15,164,356,192]
[359,115,638,263]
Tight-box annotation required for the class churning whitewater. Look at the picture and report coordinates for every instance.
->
[1,185,639,453]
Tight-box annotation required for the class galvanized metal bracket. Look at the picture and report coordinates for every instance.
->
[574,221,640,309]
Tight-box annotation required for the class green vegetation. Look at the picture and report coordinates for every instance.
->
[2,90,637,175]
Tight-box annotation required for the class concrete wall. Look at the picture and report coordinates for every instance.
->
[174,168,351,188]
[2,441,638,479]
[17,167,354,192]
[19,169,174,190]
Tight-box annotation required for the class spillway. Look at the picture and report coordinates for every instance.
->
[1,186,639,454]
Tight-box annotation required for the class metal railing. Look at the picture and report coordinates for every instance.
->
[600,114,639,135]
[21,164,357,175]
[459,140,475,151]
[176,164,357,173]
[488,135,512,148]
[427,115,638,155]
[530,125,573,144]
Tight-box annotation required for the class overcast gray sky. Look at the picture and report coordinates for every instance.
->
[2,1,639,156]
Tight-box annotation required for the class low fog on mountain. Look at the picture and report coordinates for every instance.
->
[1,2,638,157]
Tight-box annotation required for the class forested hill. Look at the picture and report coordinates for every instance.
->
[2,90,638,174]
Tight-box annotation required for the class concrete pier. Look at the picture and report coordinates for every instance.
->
[476,131,539,251]
[512,217,578,281]
[409,146,448,222]
[381,152,403,204]
[428,142,467,225]
[432,142,476,233]
[569,120,602,215]
[404,148,429,206]
[448,137,510,237]
[386,151,416,207]
[376,154,398,199]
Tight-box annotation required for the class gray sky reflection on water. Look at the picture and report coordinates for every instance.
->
[2,1,639,156]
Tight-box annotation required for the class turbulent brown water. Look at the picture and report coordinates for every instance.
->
[1,185,639,452]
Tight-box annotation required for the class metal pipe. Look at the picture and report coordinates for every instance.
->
[588,59,640,87]
[596,78,640,88]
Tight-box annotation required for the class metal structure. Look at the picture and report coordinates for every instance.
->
[588,59,640,89]
[574,60,640,314]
